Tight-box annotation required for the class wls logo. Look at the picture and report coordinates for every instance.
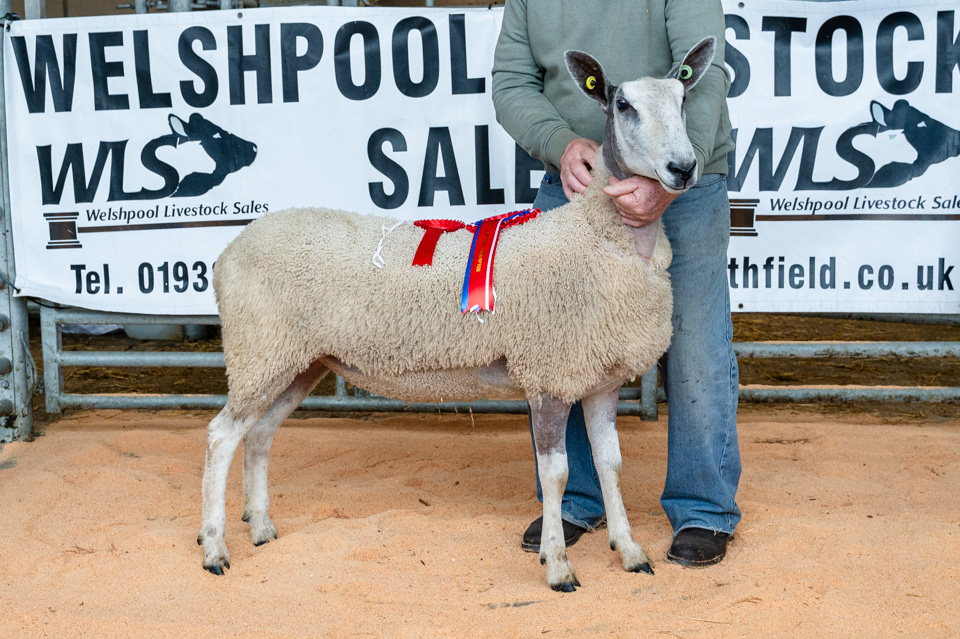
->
[820,100,960,191]
[731,99,960,194]
[38,112,258,204]
[41,113,258,250]
[730,100,960,238]
[861,100,960,188]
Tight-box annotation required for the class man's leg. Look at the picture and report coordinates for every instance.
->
[659,175,742,566]
[523,175,606,551]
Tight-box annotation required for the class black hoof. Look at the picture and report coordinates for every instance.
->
[551,581,577,593]
[253,537,273,547]
[539,555,546,566]
[196,535,203,546]
[204,564,225,576]
[241,512,251,522]
[630,562,654,575]
[610,541,617,551]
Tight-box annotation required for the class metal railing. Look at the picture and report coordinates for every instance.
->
[0,0,35,442]
[38,304,960,422]
[40,305,661,417]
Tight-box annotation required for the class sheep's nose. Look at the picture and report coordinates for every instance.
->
[667,160,696,185]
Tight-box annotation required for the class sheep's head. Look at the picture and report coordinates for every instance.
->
[565,37,716,193]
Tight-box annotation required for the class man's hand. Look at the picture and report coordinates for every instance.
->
[603,175,679,227]
[560,137,599,200]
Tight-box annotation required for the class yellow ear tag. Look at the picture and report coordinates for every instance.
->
[585,76,597,90]
[679,65,693,81]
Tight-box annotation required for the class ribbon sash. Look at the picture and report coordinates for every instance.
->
[461,209,537,315]
[461,217,500,314]
[409,209,539,316]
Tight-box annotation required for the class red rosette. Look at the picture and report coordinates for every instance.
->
[412,219,466,266]
[499,208,540,230]
[414,219,466,232]
[411,210,541,268]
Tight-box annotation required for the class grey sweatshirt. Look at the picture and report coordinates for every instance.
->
[492,0,734,178]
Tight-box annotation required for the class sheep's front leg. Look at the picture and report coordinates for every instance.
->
[199,405,262,575]
[582,387,653,575]
[529,394,579,592]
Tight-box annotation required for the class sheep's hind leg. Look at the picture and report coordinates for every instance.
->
[582,387,653,575]
[529,394,579,592]
[242,361,329,546]
[199,404,264,575]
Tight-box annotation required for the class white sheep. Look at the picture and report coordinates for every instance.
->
[198,37,718,592]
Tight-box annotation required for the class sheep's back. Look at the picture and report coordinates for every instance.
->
[214,205,671,414]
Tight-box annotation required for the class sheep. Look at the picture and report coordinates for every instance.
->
[198,36,718,592]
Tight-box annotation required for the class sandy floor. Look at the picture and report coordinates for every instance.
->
[1,409,958,638]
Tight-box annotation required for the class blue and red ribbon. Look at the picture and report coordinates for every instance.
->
[409,208,540,316]
[460,208,538,315]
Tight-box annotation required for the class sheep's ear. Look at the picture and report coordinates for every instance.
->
[565,50,615,111]
[668,36,716,92]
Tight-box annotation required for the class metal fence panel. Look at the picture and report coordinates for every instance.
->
[0,0,35,442]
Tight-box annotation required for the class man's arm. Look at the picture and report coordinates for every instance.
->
[491,0,580,173]
[665,0,731,180]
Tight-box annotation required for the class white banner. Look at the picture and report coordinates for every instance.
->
[4,7,527,314]
[4,2,959,314]
[725,0,960,313]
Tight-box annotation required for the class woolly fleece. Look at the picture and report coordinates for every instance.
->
[214,152,673,419]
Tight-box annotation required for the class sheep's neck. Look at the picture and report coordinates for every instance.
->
[599,130,661,260]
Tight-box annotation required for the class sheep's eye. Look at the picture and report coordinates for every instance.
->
[616,98,629,112]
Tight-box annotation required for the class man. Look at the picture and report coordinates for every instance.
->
[492,0,741,567]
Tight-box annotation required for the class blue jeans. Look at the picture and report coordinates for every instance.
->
[529,173,741,535]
